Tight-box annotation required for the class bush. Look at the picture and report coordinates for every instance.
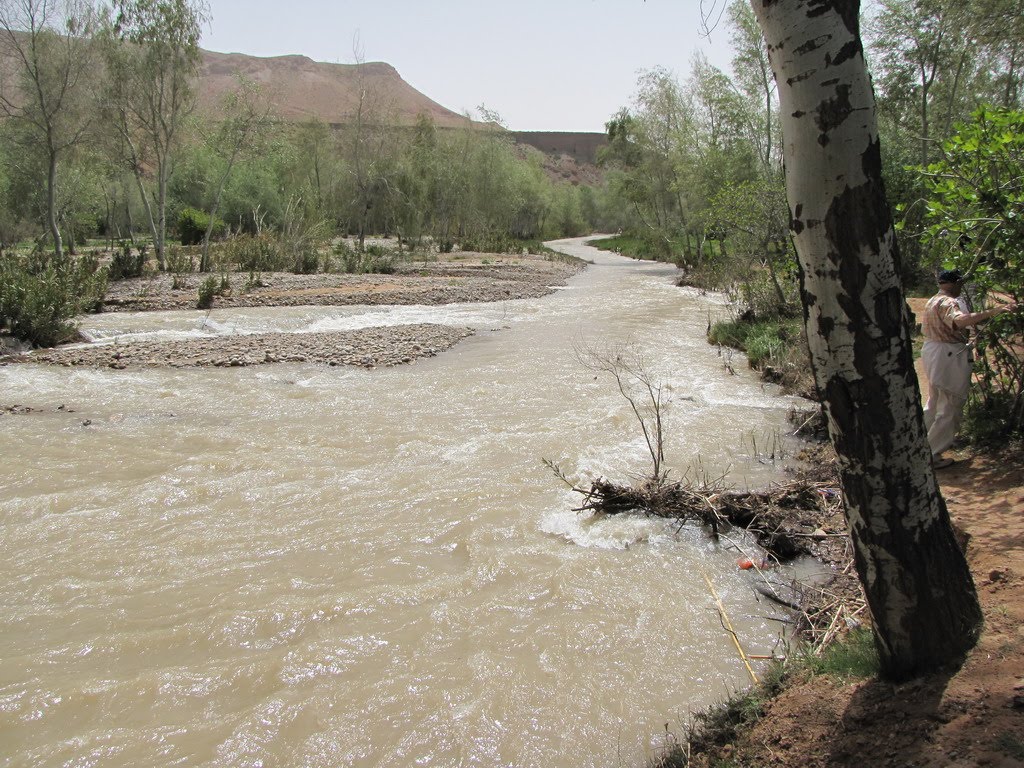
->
[334,241,397,274]
[460,231,521,254]
[108,242,147,280]
[292,246,319,275]
[709,318,801,368]
[962,389,1023,445]
[178,207,224,246]
[0,253,108,347]
[224,232,288,273]
[196,276,219,309]
[165,245,193,275]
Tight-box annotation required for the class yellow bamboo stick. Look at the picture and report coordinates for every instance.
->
[702,571,760,685]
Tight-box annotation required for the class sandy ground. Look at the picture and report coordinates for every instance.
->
[689,298,1024,767]
[4,253,582,370]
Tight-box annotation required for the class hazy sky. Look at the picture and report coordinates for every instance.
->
[200,1,738,133]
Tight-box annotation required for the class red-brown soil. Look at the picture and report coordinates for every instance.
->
[721,449,1024,768]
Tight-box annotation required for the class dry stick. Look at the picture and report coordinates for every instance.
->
[702,571,759,685]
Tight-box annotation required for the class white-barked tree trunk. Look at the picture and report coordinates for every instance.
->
[749,0,982,679]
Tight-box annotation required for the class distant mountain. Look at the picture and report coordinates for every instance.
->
[197,49,474,129]
[197,48,607,185]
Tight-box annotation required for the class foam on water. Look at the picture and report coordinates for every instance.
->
[0,238,811,768]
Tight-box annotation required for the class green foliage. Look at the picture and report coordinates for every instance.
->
[165,245,192,275]
[221,232,287,273]
[460,231,524,254]
[917,106,1024,437]
[0,253,107,347]
[177,207,224,246]
[801,628,880,680]
[708,317,800,368]
[108,242,147,280]
[587,232,690,263]
[334,241,397,274]
[196,275,219,309]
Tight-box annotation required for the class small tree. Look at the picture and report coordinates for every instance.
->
[917,106,1024,436]
[0,0,98,261]
[198,76,272,271]
[99,0,206,270]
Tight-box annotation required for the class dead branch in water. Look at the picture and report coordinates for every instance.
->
[575,343,670,482]
[543,455,866,645]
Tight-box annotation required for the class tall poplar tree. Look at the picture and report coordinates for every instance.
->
[749,0,983,679]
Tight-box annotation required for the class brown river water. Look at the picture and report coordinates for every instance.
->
[1,237,812,767]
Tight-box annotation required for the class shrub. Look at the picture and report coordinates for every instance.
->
[460,231,520,254]
[292,246,319,275]
[196,276,219,309]
[165,245,193,275]
[334,241,397,274]
[108,241,147,280]
[178,207,224,246]
[224,232,287,273]
[0,253,107,347]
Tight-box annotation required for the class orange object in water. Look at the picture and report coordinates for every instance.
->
[737,558,755,570]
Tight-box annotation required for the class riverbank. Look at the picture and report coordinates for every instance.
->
[672,420,1024,764]
[675,444,1024,767]
[102,253,582,312]
[5,252,583,369]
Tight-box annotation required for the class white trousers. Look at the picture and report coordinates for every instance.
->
[922,340,971,456]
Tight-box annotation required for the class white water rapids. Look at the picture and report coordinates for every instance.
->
[0,237,812,767]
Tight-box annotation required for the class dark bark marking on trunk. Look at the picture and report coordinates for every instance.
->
[815,84,854,137]
[828,40,862,67]
[819,315,835,337]
[787,70,818,85]
[795,34,833,56]
[790,203,805,234]
[806,0,859,37]
[792,110,806,118]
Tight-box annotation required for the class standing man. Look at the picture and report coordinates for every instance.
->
[922,269,1018,468]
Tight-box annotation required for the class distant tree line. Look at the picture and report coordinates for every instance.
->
[600,0,1022,302]
[598,0,1023,439]
[0,0,609,260]
[0,0,617,346]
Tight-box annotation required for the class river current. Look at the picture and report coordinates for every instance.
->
[1,237,809,767]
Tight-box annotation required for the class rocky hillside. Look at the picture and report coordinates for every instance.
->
[197,50,472,129]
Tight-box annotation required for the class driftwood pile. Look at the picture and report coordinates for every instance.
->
[547,453,866,647]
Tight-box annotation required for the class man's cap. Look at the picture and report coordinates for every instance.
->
[938,269,963,284]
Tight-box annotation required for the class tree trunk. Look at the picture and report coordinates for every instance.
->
[46,153,64,262]
[200,147,241,272]
[751,0,982,680]
[156,156,168,271]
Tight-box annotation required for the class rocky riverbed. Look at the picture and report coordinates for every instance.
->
[103,254,583,312]
[30,324,475,370]
[8,253,583,370]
